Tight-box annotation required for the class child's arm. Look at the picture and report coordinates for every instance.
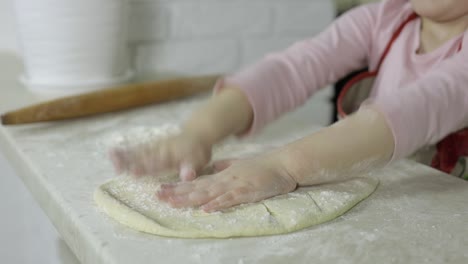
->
[219,3,380,135]
[280,106,394,186]
[181,87,253,148]
[157,106,394,212]
[110,86,253,180]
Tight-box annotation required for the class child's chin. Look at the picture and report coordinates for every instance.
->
[410,0,468,22]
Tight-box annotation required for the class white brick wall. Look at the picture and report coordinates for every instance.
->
[129,1,169,42]
[241,37,299,66]
[169,1,273,39]
[129,0,335,76]
[135,39,240,75]
[129,0,335,125]
[273,1,334,35]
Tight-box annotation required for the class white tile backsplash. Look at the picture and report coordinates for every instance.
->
[0,0,18,53]
[129,1,169,42]
[274,1,335,34]
[129,0,335,119]
[168,1,273,39]
[135,38,240,75]
[241,37,299,66]
[130,0,335,77]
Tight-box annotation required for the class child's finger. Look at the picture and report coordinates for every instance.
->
[201,185,257,213]
[158,179,227,208]
[179,149,210,181]
[108,148,122,173]
[156,143,172,170]
[109,147,129,174]
[212,159,237,173]
[158,182,192,197]
[141,144,156,175]
[179,163,197,181]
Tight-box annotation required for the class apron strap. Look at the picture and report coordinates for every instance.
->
[374,12,419,73]
[336,13,418,118]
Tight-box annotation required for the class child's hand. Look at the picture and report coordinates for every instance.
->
[109,131,212,181]
[156,153,298,212]
[109,86,254,182]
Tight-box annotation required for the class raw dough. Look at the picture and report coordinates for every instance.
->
[94,174,378,238]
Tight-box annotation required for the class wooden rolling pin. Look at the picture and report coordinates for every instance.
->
[1,74,220,125]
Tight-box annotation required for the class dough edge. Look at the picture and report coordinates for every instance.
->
[94,177,379,238]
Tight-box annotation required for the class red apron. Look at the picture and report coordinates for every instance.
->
[337,13,468,178]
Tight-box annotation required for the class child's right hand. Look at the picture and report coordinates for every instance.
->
[109,130,212,181]
[110,86,254,182]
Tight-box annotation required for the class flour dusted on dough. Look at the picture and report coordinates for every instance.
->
[95,126,379,238]
[95,174,378,238]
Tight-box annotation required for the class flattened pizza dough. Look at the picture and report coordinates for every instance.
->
[94,174,378,238]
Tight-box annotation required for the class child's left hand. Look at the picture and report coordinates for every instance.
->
[156,152,298,212]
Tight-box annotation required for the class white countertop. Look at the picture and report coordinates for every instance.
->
[1,51,468,264]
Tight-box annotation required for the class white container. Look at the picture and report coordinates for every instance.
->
[14,0,133,95]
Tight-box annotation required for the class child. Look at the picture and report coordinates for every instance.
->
[111,0,468,212]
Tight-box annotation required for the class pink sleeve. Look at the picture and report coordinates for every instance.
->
[372,39,468,160]
[215,4,380,135]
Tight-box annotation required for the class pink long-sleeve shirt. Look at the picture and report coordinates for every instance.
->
[216,0,468,160]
